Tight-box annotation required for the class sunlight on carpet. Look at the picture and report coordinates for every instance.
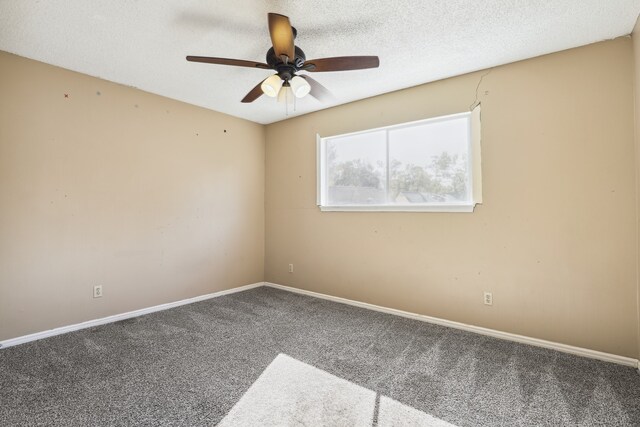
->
[218,353,456,426]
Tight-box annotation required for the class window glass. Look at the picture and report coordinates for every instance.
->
[318,111,479,212]
[326,131,386,206]
[388,117,470,205]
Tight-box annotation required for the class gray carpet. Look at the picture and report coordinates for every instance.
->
[1,286,639,426]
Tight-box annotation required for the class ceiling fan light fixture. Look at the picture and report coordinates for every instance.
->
[277,84,293,104]
[261,74,282,97]
[290,75,311,98]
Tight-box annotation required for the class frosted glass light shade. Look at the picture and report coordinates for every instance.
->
[261,75,283,97]
[277,85,293,104]
[290,76,311,98]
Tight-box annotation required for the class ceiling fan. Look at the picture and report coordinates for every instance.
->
[186,13,380,104]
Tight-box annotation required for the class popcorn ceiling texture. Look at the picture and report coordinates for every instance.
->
[1,287,639,425]
[0,0,638,124]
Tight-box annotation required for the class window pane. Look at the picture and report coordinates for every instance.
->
[388,117,470,204]
[325,131,386,205]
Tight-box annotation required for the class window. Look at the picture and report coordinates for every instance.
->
[317,109,482,212]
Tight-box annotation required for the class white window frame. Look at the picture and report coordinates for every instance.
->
[317,108,482,212]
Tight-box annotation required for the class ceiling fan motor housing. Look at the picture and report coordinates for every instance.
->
[266,45,306,81]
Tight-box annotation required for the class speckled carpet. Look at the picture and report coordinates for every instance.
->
[1,286,639,426]
[218,353,456,426]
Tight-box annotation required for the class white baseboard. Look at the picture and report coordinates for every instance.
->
[4,280,638,371]
[0,282,265,349]
[264,282,639,369]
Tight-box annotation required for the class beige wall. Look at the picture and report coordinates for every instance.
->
[0,51,265,341]
[3,37,638,359]
[633,16,640,359]
[265,38,638,358]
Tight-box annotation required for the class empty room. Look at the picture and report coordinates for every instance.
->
[2,1,640,425]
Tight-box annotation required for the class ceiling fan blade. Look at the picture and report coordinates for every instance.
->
[304,56,379,72]
[241,79,267,103]
[186,56,270,69]
[300,75,334,102]
[268,13,295,61]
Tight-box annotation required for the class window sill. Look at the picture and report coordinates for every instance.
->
[318,204,476,213]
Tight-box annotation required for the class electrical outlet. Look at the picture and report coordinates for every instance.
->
[93,285,103,298]
[288,264,294,273]
[483,291,493,306]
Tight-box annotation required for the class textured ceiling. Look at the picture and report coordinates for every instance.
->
[1,1,639,124]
